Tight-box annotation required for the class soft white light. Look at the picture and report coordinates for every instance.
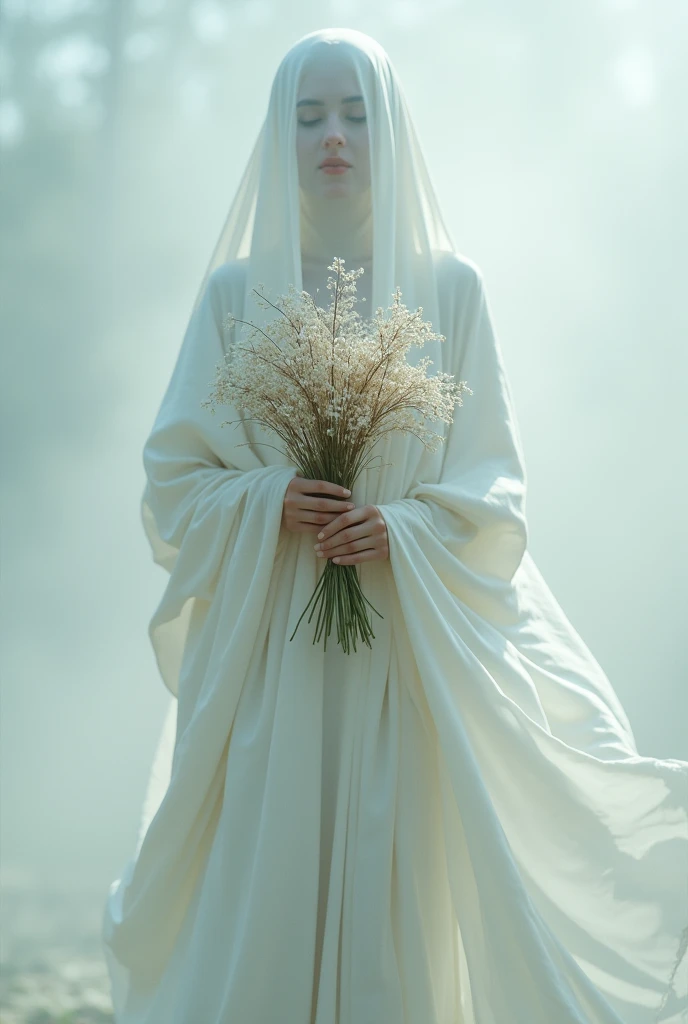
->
[605,0,640,12]
[390,0,424,28]
[34,34,110,82]
[612,46,657,107]
[190,0,230,42]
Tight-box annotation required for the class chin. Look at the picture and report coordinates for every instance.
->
[321,183,351,199]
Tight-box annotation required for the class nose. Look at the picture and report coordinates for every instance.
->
[321,113,346,149]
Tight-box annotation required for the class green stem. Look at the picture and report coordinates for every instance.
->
[289,562,327,642]
[289,554,385,653]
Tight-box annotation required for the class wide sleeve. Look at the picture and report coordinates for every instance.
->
[141,265,297,697]
[376,268,688,1023]
[378,265,528,624]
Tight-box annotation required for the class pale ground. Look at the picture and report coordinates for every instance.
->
[0,881,114,1024]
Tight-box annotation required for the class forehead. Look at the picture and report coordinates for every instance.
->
[296,46,363,102]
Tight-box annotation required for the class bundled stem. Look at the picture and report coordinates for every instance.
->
[288,560,382,654]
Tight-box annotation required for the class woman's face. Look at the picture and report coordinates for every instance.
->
[295,50,371,199]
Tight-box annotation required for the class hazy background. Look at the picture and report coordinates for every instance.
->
[1,0,686,1017]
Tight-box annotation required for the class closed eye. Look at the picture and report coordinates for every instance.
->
[298,116,367,126]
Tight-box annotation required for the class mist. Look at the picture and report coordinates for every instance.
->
[1,2,686,1019]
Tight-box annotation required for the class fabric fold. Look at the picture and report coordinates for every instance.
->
[102,266,300,1012]
[139,266,298,698]
[102,249,687,1023]
[374,269,687,1023]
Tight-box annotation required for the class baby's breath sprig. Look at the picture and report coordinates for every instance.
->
[202,256,472,653]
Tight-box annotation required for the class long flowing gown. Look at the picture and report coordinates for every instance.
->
[102,251,688,1024]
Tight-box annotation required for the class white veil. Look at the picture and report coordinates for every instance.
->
[134,25,460,857]
[190,27,455,331]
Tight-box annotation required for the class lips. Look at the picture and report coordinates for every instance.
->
[320,159,351,168]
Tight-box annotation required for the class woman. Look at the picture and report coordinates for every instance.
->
[102,28,687,1024]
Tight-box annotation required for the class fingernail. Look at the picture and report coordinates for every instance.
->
[316,551,324,557]
[317,532,324,540]
[343,489,351,496]
[346,503,355,509]
[314,543,321,550]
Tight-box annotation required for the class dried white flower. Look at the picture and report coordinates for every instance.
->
[202,256,472,477]
[201,256,473,654]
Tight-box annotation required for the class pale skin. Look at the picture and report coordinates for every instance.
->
[281,474,389,565]
[280,51,389,566]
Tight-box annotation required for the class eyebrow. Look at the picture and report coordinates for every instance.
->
[296,95,364,107]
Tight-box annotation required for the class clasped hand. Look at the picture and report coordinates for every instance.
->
[314,501,389,564]
[281,474,389,565]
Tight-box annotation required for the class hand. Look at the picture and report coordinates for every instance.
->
[313,504,389,565]
[282,473,355,534]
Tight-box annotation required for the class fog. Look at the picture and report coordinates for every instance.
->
[1,2,686,1015]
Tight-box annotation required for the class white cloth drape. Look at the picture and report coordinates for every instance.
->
[102,249,688,1023]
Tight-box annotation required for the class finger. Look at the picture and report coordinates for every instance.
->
[296,510,342,525]
[298,495,355,514]
[317,535,377,559]
[315,520,371,553]
[293,477,351,499]
[289,521,335,534]
[315,505,368,543]
[332,547,384,566]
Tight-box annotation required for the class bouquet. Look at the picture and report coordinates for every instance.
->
[201,257,472,653]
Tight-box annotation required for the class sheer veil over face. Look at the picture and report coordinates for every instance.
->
[190,28,455,346]
[295,44,374,312]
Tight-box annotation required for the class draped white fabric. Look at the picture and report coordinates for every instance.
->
[102,27,688,1024]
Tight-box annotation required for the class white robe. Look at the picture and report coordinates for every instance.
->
[102,252,688,1024]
